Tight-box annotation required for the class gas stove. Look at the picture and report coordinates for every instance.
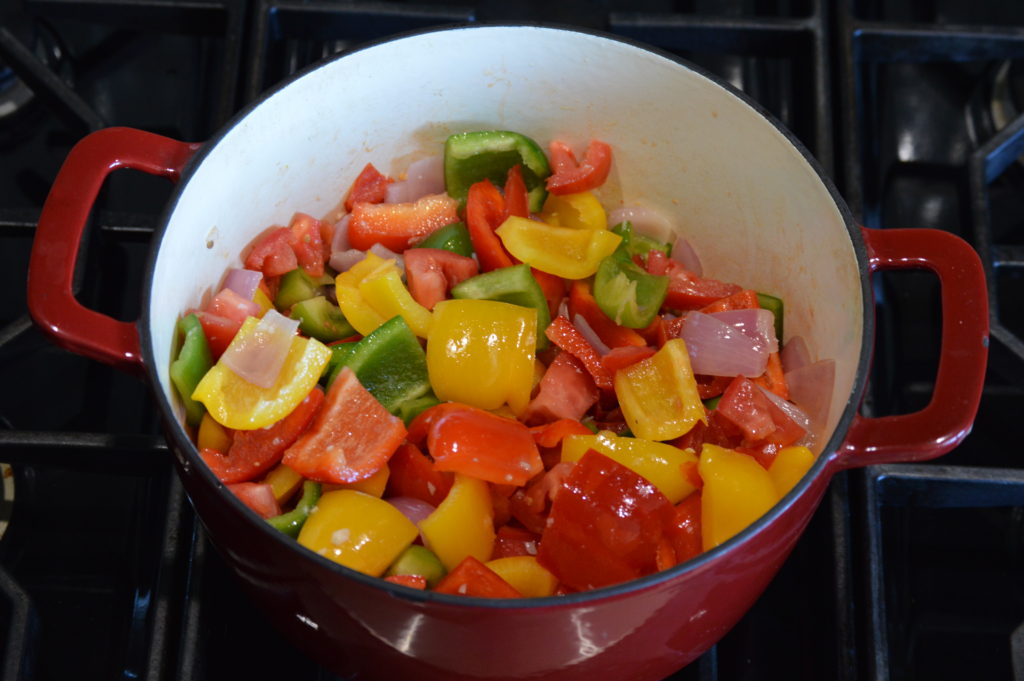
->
[0,1,1021,680]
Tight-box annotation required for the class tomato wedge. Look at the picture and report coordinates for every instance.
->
[434,556,522,598]
[715,376,804,447]
[545,140,613,195]
[245,227,299,277]
[200,387,324,483]
[404,247,479,310]
[522,351,598,425]
[227,482,282,518]
[348,193,459,252]
[344,162,392,212]
[537,449,674,590]
[288,213,325,278]
[410,403,543,486]
[282,367,407,483]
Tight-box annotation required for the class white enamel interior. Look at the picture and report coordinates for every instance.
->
[148,26,863,449]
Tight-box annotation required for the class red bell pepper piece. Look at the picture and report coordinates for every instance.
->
[752,351,789,400]
[384,574,428,590]
[201,387,324,483]
[344,162,392,212]
[503,164,529,219]
[568,279,646,349]
[697,288,760,313]
[383,442,453,507]
[545,140,613,195]
[646,251,741,310]
[492,525,542,559]
[434,556,523,598]
[600,345,657,375]
[529,418,593,449]
[544,315,614,391]
[465,179,515,271]
[347,193,459,252]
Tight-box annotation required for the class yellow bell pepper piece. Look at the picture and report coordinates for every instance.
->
[323,464,391,498]
[358,268,433,338]
[298,490,418,577]
[485,556,558,598]
[699,444,779,551]
[263,463,304,504]
[197,412,232,453]
[192,317,331,430]
[252,287,274,316]
[561,430,698,504]
[614,338,706,441]
[335,253,398,336]
[540,191,607,230]
[426,299,536,415]
[495,216,621,279]
[768,446,815,498]
[419,474,495,571]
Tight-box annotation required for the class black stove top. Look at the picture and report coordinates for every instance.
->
[1,1,1022,680]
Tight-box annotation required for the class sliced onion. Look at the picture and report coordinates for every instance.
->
[670,236,703,276]
[220,309,300,388]
[387,497,436,541]
[329,248,366,273]
[780,335,812,373]
[607,205,675,243]
[331,214,351,254]
[573,314,610,356]
[757,384,811,433]
[785,359,836,435]
[710,309,778,353]
[385,156,445,204]
[222,268,263,300]
[680,311,768,377]
[369,243,405,273]
[557,299,569,320]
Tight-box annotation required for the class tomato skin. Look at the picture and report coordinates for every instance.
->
[522,351,599,425]
[545,140,613,195]
[466,180,515,272]
[348,193,459,252]
[345,162,392,212]
[646,251,740,310]
[245,227,299,277]
[434,556,522,598]
[200,387,324,483]
[538,450,675,590]
[715,376,805,447]
[698,289,760,313]
[404,247,479,310]
[283,368,407,483]
[289,213,326,278]
[503,164,530,219]
[383,442,453,507]
[227,482,282,518]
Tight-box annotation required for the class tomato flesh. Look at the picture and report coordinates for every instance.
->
[345,162,392,212]
[228,482,282,518]
[245,227,299,277]
[289,213,326,277]
[404,247,479,310]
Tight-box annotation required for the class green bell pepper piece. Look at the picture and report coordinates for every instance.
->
[291,296,356,343]
[326,316,432,413]
[395,392,442,425]
[413,222,474,257]
[275,267,334,311]
[592,241,669,328]
[702,395,722,411]
[756,292,784,342]
[267,480,321,538]
[444,131,552,213]
[611,221,671,262]
[385,544,447,588]
[450,263,551,349]
[170,313,213,427]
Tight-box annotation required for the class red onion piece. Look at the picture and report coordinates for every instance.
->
[785,359,836,436]
[387,496,436,541]
[329,248,366,273]
[780,335,812,373]
[710,309,778,353]
[607,205,675,243]
[385,156,445,204]
[222,268,263,300]
[670,236,703,277]
[679,311,768,377]
[757,384,811,435]
[220,309,300,388]
[368,243,404,273]
[331,214,351,254]
[572,314,610,356]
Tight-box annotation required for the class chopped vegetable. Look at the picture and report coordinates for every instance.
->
[545,139,613,195]
[385,545,447,588]
[347,193,459,252]
[593,245,669,328]
[291,296,356,343]
[444,130,551,213]
[411,221,474,257]
[344,162,392,212]
[420,473,495,572]
[267,479,321,537]
[451,263,551,348]
[496,216,621,280]
[699,444,779,549]
[170,313,214,427]
[434,555,522,598]
[614,338,705,441]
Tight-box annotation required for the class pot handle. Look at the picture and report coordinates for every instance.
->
[27,127,200,374]
[836,227,989,469]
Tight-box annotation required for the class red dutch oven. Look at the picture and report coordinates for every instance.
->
[26,25,988,681]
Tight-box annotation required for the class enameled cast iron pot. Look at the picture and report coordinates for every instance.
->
[28,25,989,681]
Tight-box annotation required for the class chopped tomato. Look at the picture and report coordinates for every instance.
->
[245,227,299,277]
[207,287,261,325]
[466,180,515,271]
[665,492,702,565]
[568,280,646,349]
[404,247,479,310]
[318,220,334,262]
[384,442,453,507]
[434,556,522,598]
[508,462,574,535]
[696,374,732,400]
[529,418,593,448]
[493,525,541,559]
[348,193,459,252]
[288,213,325,278]
[384,574,428,589]
[738,442,781,470]
[411,403,543,486]
[715,376,805,447]
[698,289,760,313]
[282,368,407,483]
[344,162,392,212]
[537,450,674,590]
[601,345,657,375]
[503,165,529,219]
[201,387,324,483]
[228,482,282,518]
[545,140,613,195]
[522,352,599,425]
[544,315,613,391]
[646,251,741,310]
[195,311,239,359]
